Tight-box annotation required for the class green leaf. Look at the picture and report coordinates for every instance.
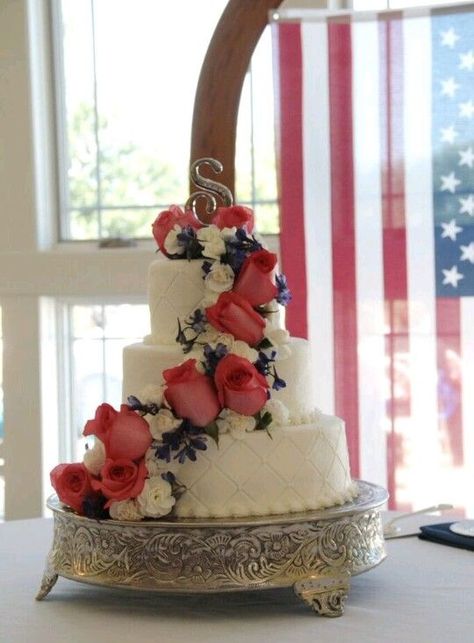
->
[204,421,219,446]
[254,411,273,434]
[257,338,273,350]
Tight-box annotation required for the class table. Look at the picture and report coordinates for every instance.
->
[1,514,473,643]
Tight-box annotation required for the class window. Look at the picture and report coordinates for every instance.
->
[60,301,148,461]
[53,0,279,240]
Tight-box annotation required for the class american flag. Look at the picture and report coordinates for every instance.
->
[273,5,474,511]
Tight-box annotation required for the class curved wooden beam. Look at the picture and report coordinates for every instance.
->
[190,0,284,212]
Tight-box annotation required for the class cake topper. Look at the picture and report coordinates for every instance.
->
[185,158,233,220]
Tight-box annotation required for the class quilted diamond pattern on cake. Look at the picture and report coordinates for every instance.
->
[150,265,204,344]
[173,418,356,518]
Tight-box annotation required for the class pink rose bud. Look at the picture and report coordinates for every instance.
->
[83,403,152,462]
[205,292,265,347]
[214,354,269,416]
[83,402,118,443]
[212,205,255,232]
[233,249,278,306]
[163,359,221,427]
[106,405,153,461]
[152,205,202,256]
[92,458,148,508]
[50,462,93,514]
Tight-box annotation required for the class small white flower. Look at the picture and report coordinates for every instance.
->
[164,224,185,256]
[145,448,180,477]
[148,408,181,439]
[199,329,235,352]
[263,326,291,361]
[264,326,290,347]
[264,399,290,426]
[200,291,220,307]
[217,409,256,439]
[219,226,237,240]
[230,340,258,363]
[83,438,105,476]
[197,225,226,259]
[140,384,164,407]
[137,476,176,518]
[204,262,235,293]
[108,499,143,521]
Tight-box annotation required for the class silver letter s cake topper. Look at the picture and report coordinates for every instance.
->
[185,158,233,221]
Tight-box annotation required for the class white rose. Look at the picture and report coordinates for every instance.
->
[217,409,256,439]
[108,499,143,521]
[148,408,181,439]
[83,438,105,476]
[137,476,176,518]
[230,340,258,363]
[145,447,180,477]
[197,225,226,259]
[140,384,164,407]
[204,262,235,293]
[264,399,290,426]
[164,224,185,256]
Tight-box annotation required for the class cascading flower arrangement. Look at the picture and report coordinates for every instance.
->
[50,203,292,521]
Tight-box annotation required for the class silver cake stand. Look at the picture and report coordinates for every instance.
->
[36,480,387,617]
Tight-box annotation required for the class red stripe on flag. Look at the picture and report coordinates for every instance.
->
[276,23,308,339]
[436,298,463,466]
[327,19,360,476]
[379,14,408,509]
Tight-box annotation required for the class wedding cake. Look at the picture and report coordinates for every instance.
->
[50,197,357,521]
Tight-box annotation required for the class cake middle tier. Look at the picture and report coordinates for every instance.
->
[123,337,316,421]
[148,258,284,345]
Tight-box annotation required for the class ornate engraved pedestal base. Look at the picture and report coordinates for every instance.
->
[37,480,387,617]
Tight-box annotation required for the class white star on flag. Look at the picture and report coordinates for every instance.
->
[441,172,461,193]
[459,50,474,71]
[459,100,474,118]
[440,125,458,143]
[459,194,474,216]
[460,242,474,264]
[440,77,460,97]
[459,147,474,168]
[441,27,460,48]
[442,265,464,288]
[441,219,463,241]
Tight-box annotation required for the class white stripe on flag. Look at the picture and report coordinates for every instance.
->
[403,12,440,507]
[461,298,474,516]
[352,16,387,487]
[301,21,335,413]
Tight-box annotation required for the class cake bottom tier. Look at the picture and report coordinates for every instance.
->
[168,412,357,519]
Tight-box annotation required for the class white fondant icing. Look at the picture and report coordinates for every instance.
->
[163,413,357,518]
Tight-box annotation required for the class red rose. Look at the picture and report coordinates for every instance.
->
[152,205,203,256]
[92,458,147,508]
[205,292,265,346]
[163,359,221,427]
[214,354,269,416]
[50,463,93,514]
[233,249,278,306]
[212,205,254,232]
[83,403,152,461]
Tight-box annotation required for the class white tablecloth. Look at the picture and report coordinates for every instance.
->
[1,514,473,643]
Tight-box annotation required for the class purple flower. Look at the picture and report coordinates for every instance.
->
[276,274,292,306]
